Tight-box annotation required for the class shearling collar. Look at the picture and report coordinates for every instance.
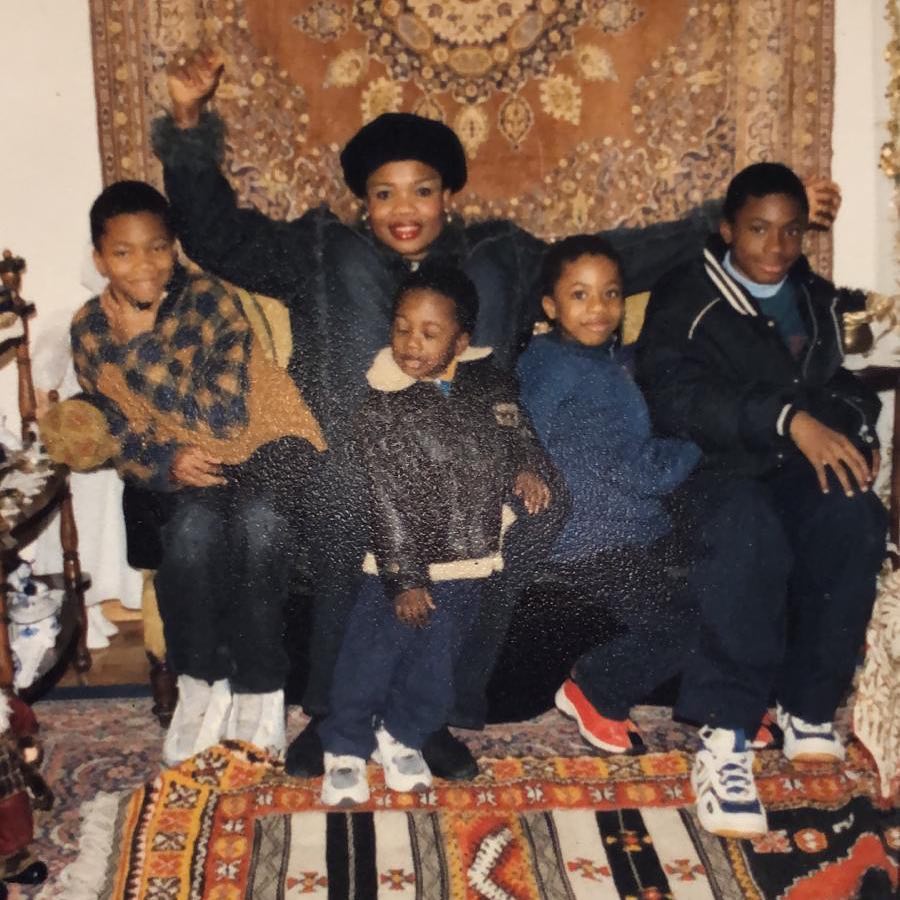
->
[367,345,492,392]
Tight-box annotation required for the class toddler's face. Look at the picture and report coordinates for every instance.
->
[391,288,469,380]
[93,212,176,309]
[542,254,624,347]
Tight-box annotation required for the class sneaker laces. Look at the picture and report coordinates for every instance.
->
[715,755,757,803]
[327,755,363,786]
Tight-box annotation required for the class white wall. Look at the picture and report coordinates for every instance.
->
[0,0,101,414]
[833,0,898,294]
[0,0,894,419]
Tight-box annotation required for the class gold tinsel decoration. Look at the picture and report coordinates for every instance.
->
[881,0,900,180]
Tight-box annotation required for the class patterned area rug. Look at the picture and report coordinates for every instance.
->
[16,698,899,898]
[38,718,899,899]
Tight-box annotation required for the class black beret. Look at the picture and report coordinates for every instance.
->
[340,112,467,198]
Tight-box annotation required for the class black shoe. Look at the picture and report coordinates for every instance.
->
[422,727,478,781]
[285,718,325,778]
[7,861,48,885]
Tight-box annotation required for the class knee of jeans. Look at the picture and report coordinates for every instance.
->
[164,503,222,558]
[239,497,289,549]
[706,485,789,562]
[819,490,889,557]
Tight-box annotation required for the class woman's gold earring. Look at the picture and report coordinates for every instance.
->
[361,208,369,224]
[445,209,453,224]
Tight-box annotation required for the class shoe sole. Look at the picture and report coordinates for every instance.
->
[554,686,631,754]
[786,751,844,765]
[383,777,431,793]
[705,825,768,839]
[321,792,369,808]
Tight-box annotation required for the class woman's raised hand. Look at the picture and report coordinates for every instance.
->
[167,47,224,129]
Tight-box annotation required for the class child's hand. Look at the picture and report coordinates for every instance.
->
[789,410,874,496]
[170,445,226,487]
[167,47,224,129]
[803,176,842,230]
[100,288,157,343]
[394,587,435,628]
[514,470,551,515]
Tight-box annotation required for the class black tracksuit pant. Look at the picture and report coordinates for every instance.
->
[674,460,886,734]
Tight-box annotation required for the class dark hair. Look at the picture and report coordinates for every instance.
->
[340,112,467,198]
[722,162,809,223]
[393,262,479,335]
[90,180,174,250]
[540,234,624,297]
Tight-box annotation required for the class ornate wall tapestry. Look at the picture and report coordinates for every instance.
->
[89,0,835,269]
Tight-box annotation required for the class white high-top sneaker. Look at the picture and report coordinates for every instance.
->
[225,689,286,756]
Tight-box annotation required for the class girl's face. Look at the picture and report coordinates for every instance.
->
[542,254,624,347]
[391,288,470,380]
[365,160,452,261]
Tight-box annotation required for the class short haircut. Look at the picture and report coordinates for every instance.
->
[540,234,624,297]
[393,262,479,335]
[90,180,174,250]
[722,162,809,223]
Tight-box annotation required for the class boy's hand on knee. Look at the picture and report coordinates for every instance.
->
[170,445,226,488]
[394,587,435,628]
[789,411,873,496]
[514,470,551,515]
[167,46,224,129]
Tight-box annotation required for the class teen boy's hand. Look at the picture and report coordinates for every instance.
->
[789,410,874,496]
[394,587,435,628]
[100,288,157,342]
[803,176,842,230]
[170,445,226,488]
[514,470,551,515]
[167,47,224,129]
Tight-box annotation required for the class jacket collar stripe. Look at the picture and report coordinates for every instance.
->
[703,248,757,316]
[828,296,845,361]
[688,298,722,340]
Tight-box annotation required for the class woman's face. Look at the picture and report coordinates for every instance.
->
[365,160,451,260]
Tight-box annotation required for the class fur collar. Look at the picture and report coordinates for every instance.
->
[367,345,492,392]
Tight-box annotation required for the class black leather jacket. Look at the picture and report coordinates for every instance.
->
[357,348,552,597]
[636,237,879,478]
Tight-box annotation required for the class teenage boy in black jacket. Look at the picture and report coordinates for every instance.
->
[636,163,887,839]
[316,263,553,805]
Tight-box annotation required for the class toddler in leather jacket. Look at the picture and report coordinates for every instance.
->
[317,262,553,806]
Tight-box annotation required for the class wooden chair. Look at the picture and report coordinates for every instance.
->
[0,251,90,695]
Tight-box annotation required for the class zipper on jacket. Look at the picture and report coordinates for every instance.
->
[799,283,819,379]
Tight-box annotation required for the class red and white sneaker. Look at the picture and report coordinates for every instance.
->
[750,711,782,750]
[554,679,643,753]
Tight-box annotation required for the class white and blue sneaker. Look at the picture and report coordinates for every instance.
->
[776,705,845,764]
[692,727,768,838]
[321,753,369,807]
[375,726,432,793]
